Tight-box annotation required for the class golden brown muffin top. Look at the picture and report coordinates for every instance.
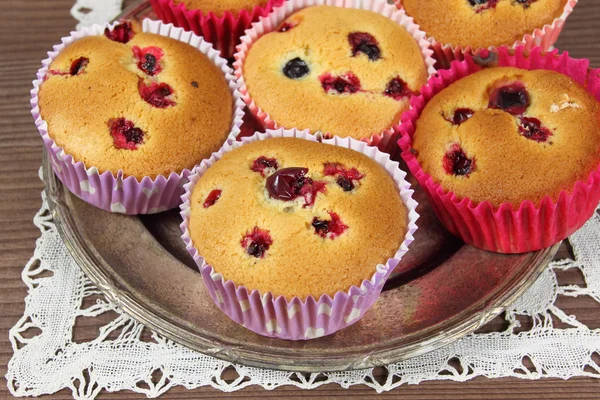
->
[401,0,568,49]
[243,5,429,139]
[412,67,600,207]
[188,138,408,299]
[174,0,270,17]
[39,21,233,180]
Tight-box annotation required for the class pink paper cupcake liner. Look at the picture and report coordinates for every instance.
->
[149,0,284,59]
[395,0,578,70]
[180,128,419,340]
[233,0,437,156]
[397,46,600,253]
[31,19,245,215]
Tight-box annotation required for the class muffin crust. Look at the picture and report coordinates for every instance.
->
[412,67,600,206]
[188,138,408,299]
[243,5,429,139]
[401,0,568,48]
[174,0,270,16]
[39,22,233,179]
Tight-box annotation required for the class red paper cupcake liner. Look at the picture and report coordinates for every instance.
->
[395,0,578,70]
[233,0,437,156]
[149,0,284,59]
[397,46,600,253]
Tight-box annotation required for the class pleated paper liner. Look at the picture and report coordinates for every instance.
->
[31,19,245,214]
[180,128,419,340]
[394,0,578,70]
[149,0,284,59]
[233,0,437,156]
[397,46,600,253]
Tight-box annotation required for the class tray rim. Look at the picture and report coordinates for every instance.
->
[43,149,559,372]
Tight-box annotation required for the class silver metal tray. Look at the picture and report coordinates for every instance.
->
[44,151,557,372]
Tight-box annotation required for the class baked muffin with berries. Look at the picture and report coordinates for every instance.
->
[149,0,283,59]
[187,137,408,299]
[172,0,271,16]
[38,20,234,180]
[412,66,600,206]
[241,5,430,139]
[400,0,569,49]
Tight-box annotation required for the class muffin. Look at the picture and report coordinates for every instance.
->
[188,137,407,298]
[412,67,600,206]
[236,4,433,142]
[399,0,576,68]
[398,47,600,253]
[401,0,568,49]
[39,20,233,180]
[171,0,270,16]
[149,0,283,58]
[33,19,243,214]
[181,129,418,339]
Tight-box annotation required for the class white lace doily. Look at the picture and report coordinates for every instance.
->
[71,0,123,29]
[6,168,600,398]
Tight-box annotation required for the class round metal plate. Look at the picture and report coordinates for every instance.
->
[43,0,558,372]
[44,152,557,372]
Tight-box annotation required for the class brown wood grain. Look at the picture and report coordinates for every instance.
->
[1,0,600,398]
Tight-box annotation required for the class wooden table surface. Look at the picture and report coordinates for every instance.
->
[2,1,600,399]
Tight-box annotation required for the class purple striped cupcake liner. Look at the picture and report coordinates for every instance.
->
[31,19,245,215]
[180,128,419,340]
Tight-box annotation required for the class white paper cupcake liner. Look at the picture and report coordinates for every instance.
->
[180,128,419,340]
[31,19,245,214]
